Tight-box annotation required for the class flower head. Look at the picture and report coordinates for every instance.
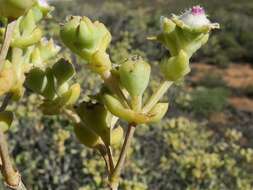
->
[151,6,220,81]
[172,5,219,30]
[179,6,210,28]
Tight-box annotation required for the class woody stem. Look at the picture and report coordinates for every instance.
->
[109,123,136,190]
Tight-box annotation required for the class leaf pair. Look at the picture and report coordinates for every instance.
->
[104,94,168,124]
[26,59,80,114]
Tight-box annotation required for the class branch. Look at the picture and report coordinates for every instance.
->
[142,81,173,113]
[109,124,136,190]
[105,145,114,173]
[0,95,27,189]
[0,93,13,112]
[0,130,22,189]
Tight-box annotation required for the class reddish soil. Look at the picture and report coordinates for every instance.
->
[209,112,229,125]
[191,63,253,89]
[191,63,253,113]
[229,97,253,112]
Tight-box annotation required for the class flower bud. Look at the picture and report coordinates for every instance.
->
[0,111,13,133]
[119,55,151,97]
[52,59,75,87]
[60,16,112,72]
[0,0,36,19]
[74,122,103,149]
[75,101,111,145]
[160,50,190,81]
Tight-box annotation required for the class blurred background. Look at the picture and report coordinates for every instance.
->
[1,0,253,189]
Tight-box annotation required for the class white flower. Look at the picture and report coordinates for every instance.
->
[176,6,219,29]
[38,0,49,7]
[179,6,210,28]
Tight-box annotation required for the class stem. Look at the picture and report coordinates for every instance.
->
[97,146,111,175]
[0,130,22,189]
[105,145,114,173]
[109,124,136,190]
[0,93,13,112]
[0,21,16,72]
[142,81,173,113]
[0,95,27,190]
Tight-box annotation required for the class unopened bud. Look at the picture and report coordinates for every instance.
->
[119,55,150,97]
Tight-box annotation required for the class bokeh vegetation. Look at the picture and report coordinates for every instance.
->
[1,0,253,189]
